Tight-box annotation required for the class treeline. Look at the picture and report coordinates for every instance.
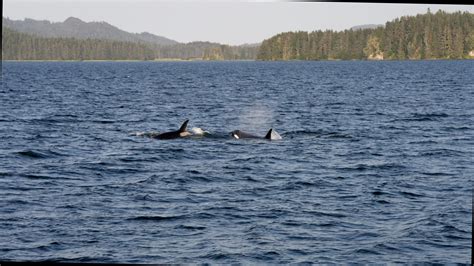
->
[257,29,374,60]
[257,10,474,60]
[3,10,473,61]
[2,27,155,60]
[2,27,259,60]
[371,10,473,59]
[153,42,258,60]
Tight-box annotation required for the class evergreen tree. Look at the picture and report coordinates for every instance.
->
[257,10,473,60]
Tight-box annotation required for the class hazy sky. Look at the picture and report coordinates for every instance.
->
[3,1,473,45]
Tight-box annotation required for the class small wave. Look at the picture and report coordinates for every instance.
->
[287,248,310,256]
[413,112,449,118]
[316,222,336,227]
[285,180,320,189]
[188,175,213,183]
[230,157,263,163]
[415,239,460,249]
[6,199,30,205]
[17,150,49,159]
[399,191,425,198]
[37,256,113,263]
[443,234,471,241]
[326,101,345,106]
[31,241,61,252]
[133,194,153,201]
[281,220,302,227]
[174,225,207,231]
[419,148,464,157]
[25,117,76,124]
[128,215,186,222]
[339,162,405,171]
[443,125,471,131]
[373,243,401,252]
[399,112,449,122]
[283,130,324,137]
[283,130,352,139]
[408,140,438,145]
[92,120,115,124]
[260,251,281,258]
[132,175,158,185]
[241,176,259,182]
[187,170,202,175]
[419,171,455,176]
[167,148,185,153]
[304,210,346,218]
[118,157,149,163]
[371,190,389,196]
[325,132,352,139]
[354,248,381,255]
[223,165,253,171]
[16,149,67,159]
[200,252,239,261]
[23,174,55,180]
[441,224,470,235]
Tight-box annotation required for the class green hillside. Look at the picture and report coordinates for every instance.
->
[257,10,474,60]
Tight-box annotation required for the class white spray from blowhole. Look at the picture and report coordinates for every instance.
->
[237,101,276,135]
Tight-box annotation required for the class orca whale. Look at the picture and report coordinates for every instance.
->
[154,120,191,140]
[231,128,282,140]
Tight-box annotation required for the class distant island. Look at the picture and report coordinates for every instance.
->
[2,10,473,61]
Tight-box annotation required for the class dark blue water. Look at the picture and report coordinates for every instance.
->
[1,61,472,264]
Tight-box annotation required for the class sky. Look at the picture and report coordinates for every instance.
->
[3,1,473,45]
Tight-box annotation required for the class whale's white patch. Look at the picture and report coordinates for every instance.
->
[179,131,192,137]
[191,127,209,135]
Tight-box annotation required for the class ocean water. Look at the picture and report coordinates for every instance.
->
[0,60,472,264]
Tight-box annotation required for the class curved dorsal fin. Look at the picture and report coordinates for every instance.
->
[264,128,273,139]
[178,119,189,132]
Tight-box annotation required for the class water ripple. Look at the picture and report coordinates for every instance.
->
[0,61,471,264]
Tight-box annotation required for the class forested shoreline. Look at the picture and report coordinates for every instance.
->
[2,10,473,61]
[258,10,474,60]
[2,27,156,61]
[2,27,258,61]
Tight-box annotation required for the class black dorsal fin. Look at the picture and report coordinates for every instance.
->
[178,119,189,132]
[264,128,273,139]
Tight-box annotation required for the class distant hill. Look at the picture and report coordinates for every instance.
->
[2,16,178,46]
[350,24,383,30]
[237,43,261,48]
[2,27,259,60]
